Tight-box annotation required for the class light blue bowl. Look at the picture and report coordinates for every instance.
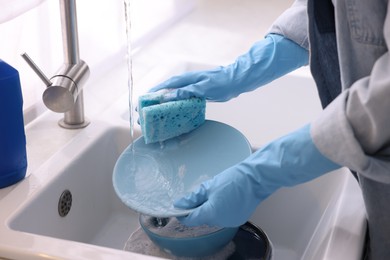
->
[113,120,252,218]
[139,214,239,257]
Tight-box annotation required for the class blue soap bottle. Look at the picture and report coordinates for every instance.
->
[0,60,27,188]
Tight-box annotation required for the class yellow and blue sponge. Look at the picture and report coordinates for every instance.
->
[138,92,206,144]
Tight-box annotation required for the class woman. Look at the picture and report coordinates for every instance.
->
[147,1,390,258]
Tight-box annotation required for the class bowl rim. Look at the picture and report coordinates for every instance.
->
[113,120,252,218]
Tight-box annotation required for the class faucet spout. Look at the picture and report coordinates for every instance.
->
[21,0,90,129]
[60,0,80,65]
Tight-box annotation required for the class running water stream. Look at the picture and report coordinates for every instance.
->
[123,0,166,228]
[121,6,235,258]
[123,0,135,151]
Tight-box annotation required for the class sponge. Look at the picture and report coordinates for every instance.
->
[138,92,206,144]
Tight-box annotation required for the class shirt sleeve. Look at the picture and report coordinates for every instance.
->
[267,0,309,50]
[311,7,390,183]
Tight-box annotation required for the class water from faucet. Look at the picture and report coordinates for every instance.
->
[124,0,135,152]
[123,0,167,227]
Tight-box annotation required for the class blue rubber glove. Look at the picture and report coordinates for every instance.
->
[149,34,308,102]
[174,125,340,227]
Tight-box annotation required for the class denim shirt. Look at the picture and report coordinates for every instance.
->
[269,0,390,184]
[269,1,390,258]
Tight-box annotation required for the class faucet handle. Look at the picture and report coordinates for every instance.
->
[21,52,52,87]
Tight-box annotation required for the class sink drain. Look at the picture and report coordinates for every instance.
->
[58,189,72,217]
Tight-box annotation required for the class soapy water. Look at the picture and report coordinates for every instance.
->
[116,143,216,217]
[119,150,189,216]
[124,226,236,260]
[141,215,221,238]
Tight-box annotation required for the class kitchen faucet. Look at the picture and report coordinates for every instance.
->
[21,0,90,129]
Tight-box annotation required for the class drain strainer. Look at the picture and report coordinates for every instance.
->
[58,189,72,217]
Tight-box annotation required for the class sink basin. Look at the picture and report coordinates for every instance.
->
[9,124,140,250]
[1,61,366,260]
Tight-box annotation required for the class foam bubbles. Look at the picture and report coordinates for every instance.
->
[124,226,236,260]
[141,215,221,238]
